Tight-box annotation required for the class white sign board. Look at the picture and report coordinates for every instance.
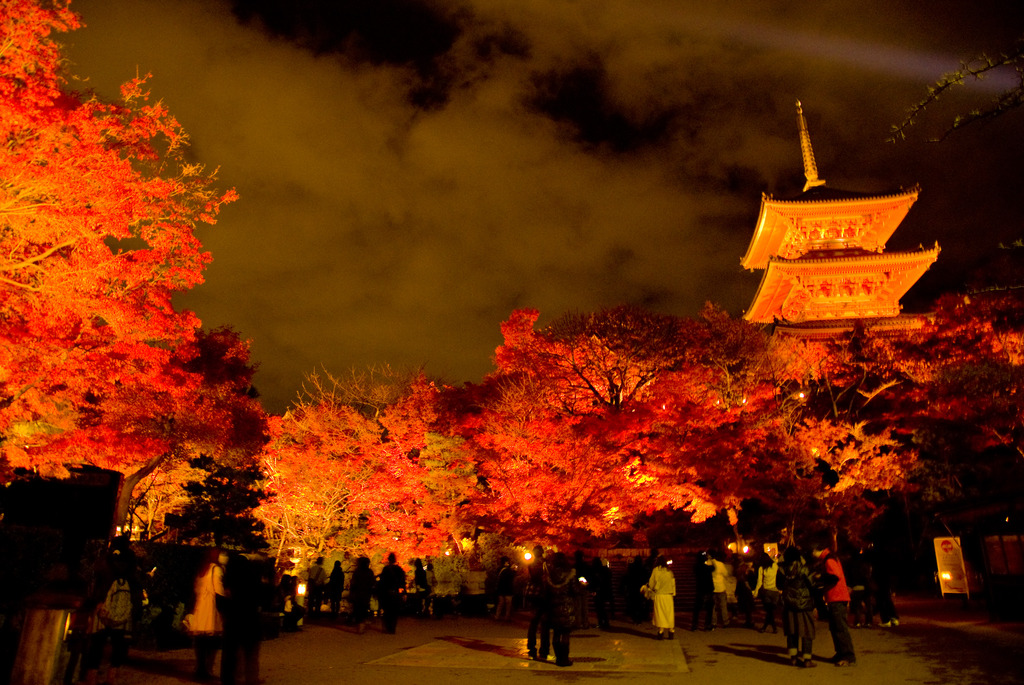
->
[934,537,968,596]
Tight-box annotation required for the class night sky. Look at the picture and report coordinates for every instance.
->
[64,0,1024,414]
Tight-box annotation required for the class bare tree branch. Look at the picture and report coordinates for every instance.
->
[890,36,1024,142]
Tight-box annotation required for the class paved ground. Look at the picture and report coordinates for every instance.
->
[112,594,1024,685]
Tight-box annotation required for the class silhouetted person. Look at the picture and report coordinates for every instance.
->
[348,556,375,633]
[691,551,714,631]
[869,545,900,627]
[327,560,345,619]
[411,558,429,617]
[572,551,591,629]
[526,545,551,660]
[590,557,613,629]
[624,555,648,625]
[547,552,578,667]
[847,549,875,627]
[495,556,516,621]
[377,552,406,634]
[306,557,328,617]
[278,574,304,632]
[735,554,756,628]
[221,553,262,685]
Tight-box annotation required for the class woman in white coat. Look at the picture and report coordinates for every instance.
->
[647,555,676,639]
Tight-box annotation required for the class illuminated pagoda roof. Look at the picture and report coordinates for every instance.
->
[744,244,941,324]
[771,313,932,339]
[740,185,922,271]
[741,101,939,328]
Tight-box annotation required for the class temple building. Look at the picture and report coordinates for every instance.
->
[740,102,940,337]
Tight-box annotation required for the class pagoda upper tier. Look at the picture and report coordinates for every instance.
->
[741,102,939,327]
[740,185,921,271]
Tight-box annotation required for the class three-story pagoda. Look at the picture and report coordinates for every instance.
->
[741,102,940,336]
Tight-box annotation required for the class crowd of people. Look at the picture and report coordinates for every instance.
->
[521,540,903,669]
[70,537,900,681]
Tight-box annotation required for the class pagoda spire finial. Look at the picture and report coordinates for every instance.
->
[796,100,826,192]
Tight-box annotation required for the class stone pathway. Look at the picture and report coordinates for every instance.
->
[366,631,689,672]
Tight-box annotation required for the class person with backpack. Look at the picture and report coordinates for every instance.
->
[80,537,141,685]
[306,557,328,618]
[779,545,817,668]
[546,552,578,667]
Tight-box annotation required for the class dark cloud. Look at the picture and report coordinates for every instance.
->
[64,0,1024,413]
[231,0,464,109]
[226,0,533,110]
[526,59,680,152]
[229,0,460,66]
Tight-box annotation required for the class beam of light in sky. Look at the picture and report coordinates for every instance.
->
[656,9,1018,91]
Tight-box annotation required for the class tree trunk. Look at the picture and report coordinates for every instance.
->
[728,506,744,552]
[114,452,169,532]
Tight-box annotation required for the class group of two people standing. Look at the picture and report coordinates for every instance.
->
[525,547,676,666]
[736,543,858,669]
[525,547,578,666]
[302,556,347,620]
[189,548,264,684]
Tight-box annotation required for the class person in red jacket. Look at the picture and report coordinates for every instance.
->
[812,544,856,667]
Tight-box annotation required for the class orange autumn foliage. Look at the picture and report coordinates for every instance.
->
[258,372,474,563]
[1,1,261,527]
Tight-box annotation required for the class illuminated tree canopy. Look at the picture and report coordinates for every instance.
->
[256,369,475,563]
[248,294,1024,560]
[0,1,263,529]
[6,1,1023,560]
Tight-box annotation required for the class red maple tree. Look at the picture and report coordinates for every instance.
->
[257,370,474,565]
[0,2,257,529]
[744,326,922,545]
[454,306,775,545]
